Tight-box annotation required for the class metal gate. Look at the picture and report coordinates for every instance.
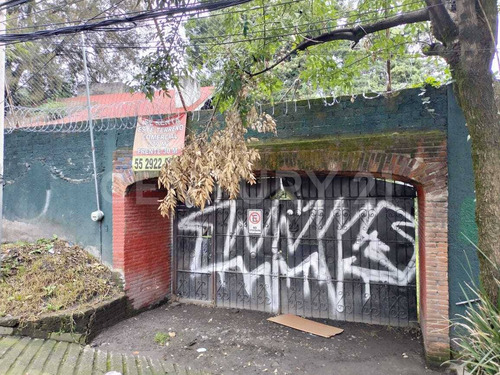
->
[174,175,418,326]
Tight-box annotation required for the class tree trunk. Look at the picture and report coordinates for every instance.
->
[449,0,500,303]
[453,66,500,304]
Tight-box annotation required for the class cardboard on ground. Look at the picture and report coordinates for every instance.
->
[268,314,344,338]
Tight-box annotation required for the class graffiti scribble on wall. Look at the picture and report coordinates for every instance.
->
[175,177,417,325]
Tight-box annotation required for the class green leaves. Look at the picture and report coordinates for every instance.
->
[134,51,184,101]
[134,0,446,115]
[451,282,500,374]
[7,0,150,106]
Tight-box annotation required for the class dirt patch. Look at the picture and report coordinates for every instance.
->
[93,303,446,375]
[0,238,122,321]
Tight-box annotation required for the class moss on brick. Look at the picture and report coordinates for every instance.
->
[252,130,445,152]
[252,130,446,171]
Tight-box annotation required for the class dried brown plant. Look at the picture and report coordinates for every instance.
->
[158,105,276,217]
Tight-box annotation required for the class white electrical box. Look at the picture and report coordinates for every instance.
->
[91,210,104,222]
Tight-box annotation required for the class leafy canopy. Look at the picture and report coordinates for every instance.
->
[135,0,449,214]
[138,0,447,111]
[6,0,150,107]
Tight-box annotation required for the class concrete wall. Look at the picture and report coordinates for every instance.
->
[3,86,479,331]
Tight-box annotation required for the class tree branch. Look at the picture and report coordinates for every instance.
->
[422,41,458,64]
[247,8,430,77]
[146,0,188,112]
[424,0,458,44]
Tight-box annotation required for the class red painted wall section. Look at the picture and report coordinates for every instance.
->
[113,183,171,309]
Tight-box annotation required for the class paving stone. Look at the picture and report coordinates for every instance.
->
[108,352,124,373]
[74,345,95,375]
[172,363,189,375]
[0,336,20,359]
[23,339,57,375]
[94,349,109,374]
[58,341,82,374]
[0,337,211,375]
[137,356,154,375]
[160,361,176,374]
[41,341,69,375]
[0,327,14,336]
[0,336,31,372]
[49,332,84,344]
[5,338,44,375]
[123,354,139,375]
[147,357,168,375]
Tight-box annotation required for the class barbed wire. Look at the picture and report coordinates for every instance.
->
[3,76,439,135]
[1,0,453,131]
[4,98,188,133]
[0,0,255,44]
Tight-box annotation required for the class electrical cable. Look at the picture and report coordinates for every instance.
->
[0,0,30,11]
[3,0,86,26]
[39,2,434,51]
[0,0,254,41]
[1,0,424,35]
[2,0,453,116]
[5,0,136,107]
[1,0,304,31]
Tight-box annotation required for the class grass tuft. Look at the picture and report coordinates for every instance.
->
[154,332,169,346]
[450,261,500,374]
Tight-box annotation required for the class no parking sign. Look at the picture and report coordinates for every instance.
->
[247,209,263,235]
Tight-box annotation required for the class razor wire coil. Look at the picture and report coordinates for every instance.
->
[4,99,185,134]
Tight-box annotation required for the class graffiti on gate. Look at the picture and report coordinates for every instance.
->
[177,197,416,318]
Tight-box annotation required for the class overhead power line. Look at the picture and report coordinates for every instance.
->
[2,0,86,26]
[0,0,29,11]
[34,1,431,51]
[2,0,304,31]
[4,0,134,108]
[0,0,253,44]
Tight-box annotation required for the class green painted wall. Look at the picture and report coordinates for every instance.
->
[189,86,448,138]
[446,85,480,333]
[3,124,135,265]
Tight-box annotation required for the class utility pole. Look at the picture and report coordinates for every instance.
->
[0,8,7,260]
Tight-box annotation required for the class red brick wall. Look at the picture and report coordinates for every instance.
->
[113,151,171,309]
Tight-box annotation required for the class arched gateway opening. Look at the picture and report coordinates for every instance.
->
[112,141,450,362]
[174,174,418,326]
[112,176,172,309]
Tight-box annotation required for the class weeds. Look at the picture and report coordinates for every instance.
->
[154,332,169,346]
[451,284,500,374]
[450,242,500,374]
[0,238,122,322]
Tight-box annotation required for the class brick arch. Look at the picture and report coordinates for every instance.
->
[257,146,449,363]
[112,150,171,309]
[111,141,449,362]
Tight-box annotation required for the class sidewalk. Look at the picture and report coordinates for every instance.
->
[0,335,210,375]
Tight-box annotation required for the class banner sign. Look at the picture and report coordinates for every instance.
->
[132,114,186,171]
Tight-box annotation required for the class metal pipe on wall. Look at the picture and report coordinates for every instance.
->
[81,32,104,258]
